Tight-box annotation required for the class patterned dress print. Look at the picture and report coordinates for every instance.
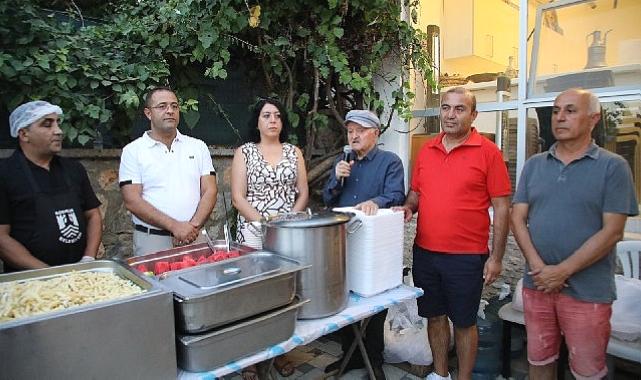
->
[236,142,299,246]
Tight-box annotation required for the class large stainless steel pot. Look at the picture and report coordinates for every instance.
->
[251,211,361,319]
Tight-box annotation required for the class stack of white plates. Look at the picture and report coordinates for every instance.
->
[334,207,404,297]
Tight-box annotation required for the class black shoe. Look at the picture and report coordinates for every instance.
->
[371,363,387,380]
[324,357,364,374]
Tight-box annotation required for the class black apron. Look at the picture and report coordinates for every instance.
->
[17,153,88,267]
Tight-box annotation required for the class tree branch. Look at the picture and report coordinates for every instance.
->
[304,66,320,163]
[325,74,344,125]
[67,0,85,27]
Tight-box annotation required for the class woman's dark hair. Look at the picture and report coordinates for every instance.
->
[248,98,290,143]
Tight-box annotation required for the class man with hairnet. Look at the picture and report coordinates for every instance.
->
[0,101,102,272]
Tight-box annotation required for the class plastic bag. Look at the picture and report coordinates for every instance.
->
[477,299,490,319]
[383,271,454,365]
[512,278,524,312]
[611,275,641,341]
[383,297,433,365]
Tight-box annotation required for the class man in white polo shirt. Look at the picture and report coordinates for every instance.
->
[119,87,218,256]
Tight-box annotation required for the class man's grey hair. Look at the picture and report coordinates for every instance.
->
[586,91,601,114]
[562,88,601,114]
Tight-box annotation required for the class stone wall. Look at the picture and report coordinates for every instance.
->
[0,148,235,259]
[2,147,529,285]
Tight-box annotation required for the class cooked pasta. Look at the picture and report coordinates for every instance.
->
[0,271,145,322]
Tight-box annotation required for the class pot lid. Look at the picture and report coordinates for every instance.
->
[265,211,353,228]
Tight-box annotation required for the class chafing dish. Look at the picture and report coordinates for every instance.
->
[177,296,308,372]
[0,260,176,380]
[125,240,255,275]
[158,251,308,333]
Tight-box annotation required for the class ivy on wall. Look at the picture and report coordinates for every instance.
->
[0,0,433,156]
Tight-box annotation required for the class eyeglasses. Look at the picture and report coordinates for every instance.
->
[150,102,180,112]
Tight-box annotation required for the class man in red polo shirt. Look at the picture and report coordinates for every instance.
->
[397,87,511,380]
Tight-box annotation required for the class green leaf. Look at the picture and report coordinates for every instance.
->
[289,113,300,128]
[332,27,344,38]
[159,35,170,48]
[296,28,311,37]
[182,109,200,129]
[200,34,214,49]
[296,94,310,109]
[77,135,91,146]
[56,74,67,86]
[274,36,289,47]
[86,104,101,119]
[9,60,24,71]
[66,127,78,141]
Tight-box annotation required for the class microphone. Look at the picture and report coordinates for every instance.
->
[340,145,352,186]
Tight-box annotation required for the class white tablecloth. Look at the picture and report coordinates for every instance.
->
[178,284,424,379]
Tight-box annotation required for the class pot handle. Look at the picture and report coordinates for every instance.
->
[346,219,363,234]
[246,221,264,238]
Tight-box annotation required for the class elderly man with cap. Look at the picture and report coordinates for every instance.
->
[322,110,405,380]
[0,101,102,272]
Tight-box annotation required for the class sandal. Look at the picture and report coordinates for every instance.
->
[241,365,259,380]
[273,355,295,377]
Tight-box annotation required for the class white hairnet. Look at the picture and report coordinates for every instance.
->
[9,100,63,138]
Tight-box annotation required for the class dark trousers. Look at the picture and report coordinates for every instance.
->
[339,309,388,365]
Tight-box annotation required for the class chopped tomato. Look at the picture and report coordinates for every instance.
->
[154,261,170,275]
[135,264,148,273]
[170,261,185,271]
[215,250,230,259]
[182,256,197,268]
[212,253,226,262]
[227,250,240,258]
[196,255,208,265]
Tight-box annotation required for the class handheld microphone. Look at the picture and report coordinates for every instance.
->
[340,145,352,186]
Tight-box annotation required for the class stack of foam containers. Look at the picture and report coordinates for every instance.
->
[334,207,404,297]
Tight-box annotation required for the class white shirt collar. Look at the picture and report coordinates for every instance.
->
[142,129,183,148]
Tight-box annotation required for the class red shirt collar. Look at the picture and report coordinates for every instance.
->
[427,127,483,152]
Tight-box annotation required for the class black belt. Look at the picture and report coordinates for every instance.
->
[134,224,171,236]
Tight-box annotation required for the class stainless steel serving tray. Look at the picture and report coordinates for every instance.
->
[177,296,308,372]
[125,240,255,272]
[159,251,309,333]
[0,260,176,379]
[0,260,155,326]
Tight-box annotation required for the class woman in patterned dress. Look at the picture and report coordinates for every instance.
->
[231,98,307,378]
[231,98,308,248]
